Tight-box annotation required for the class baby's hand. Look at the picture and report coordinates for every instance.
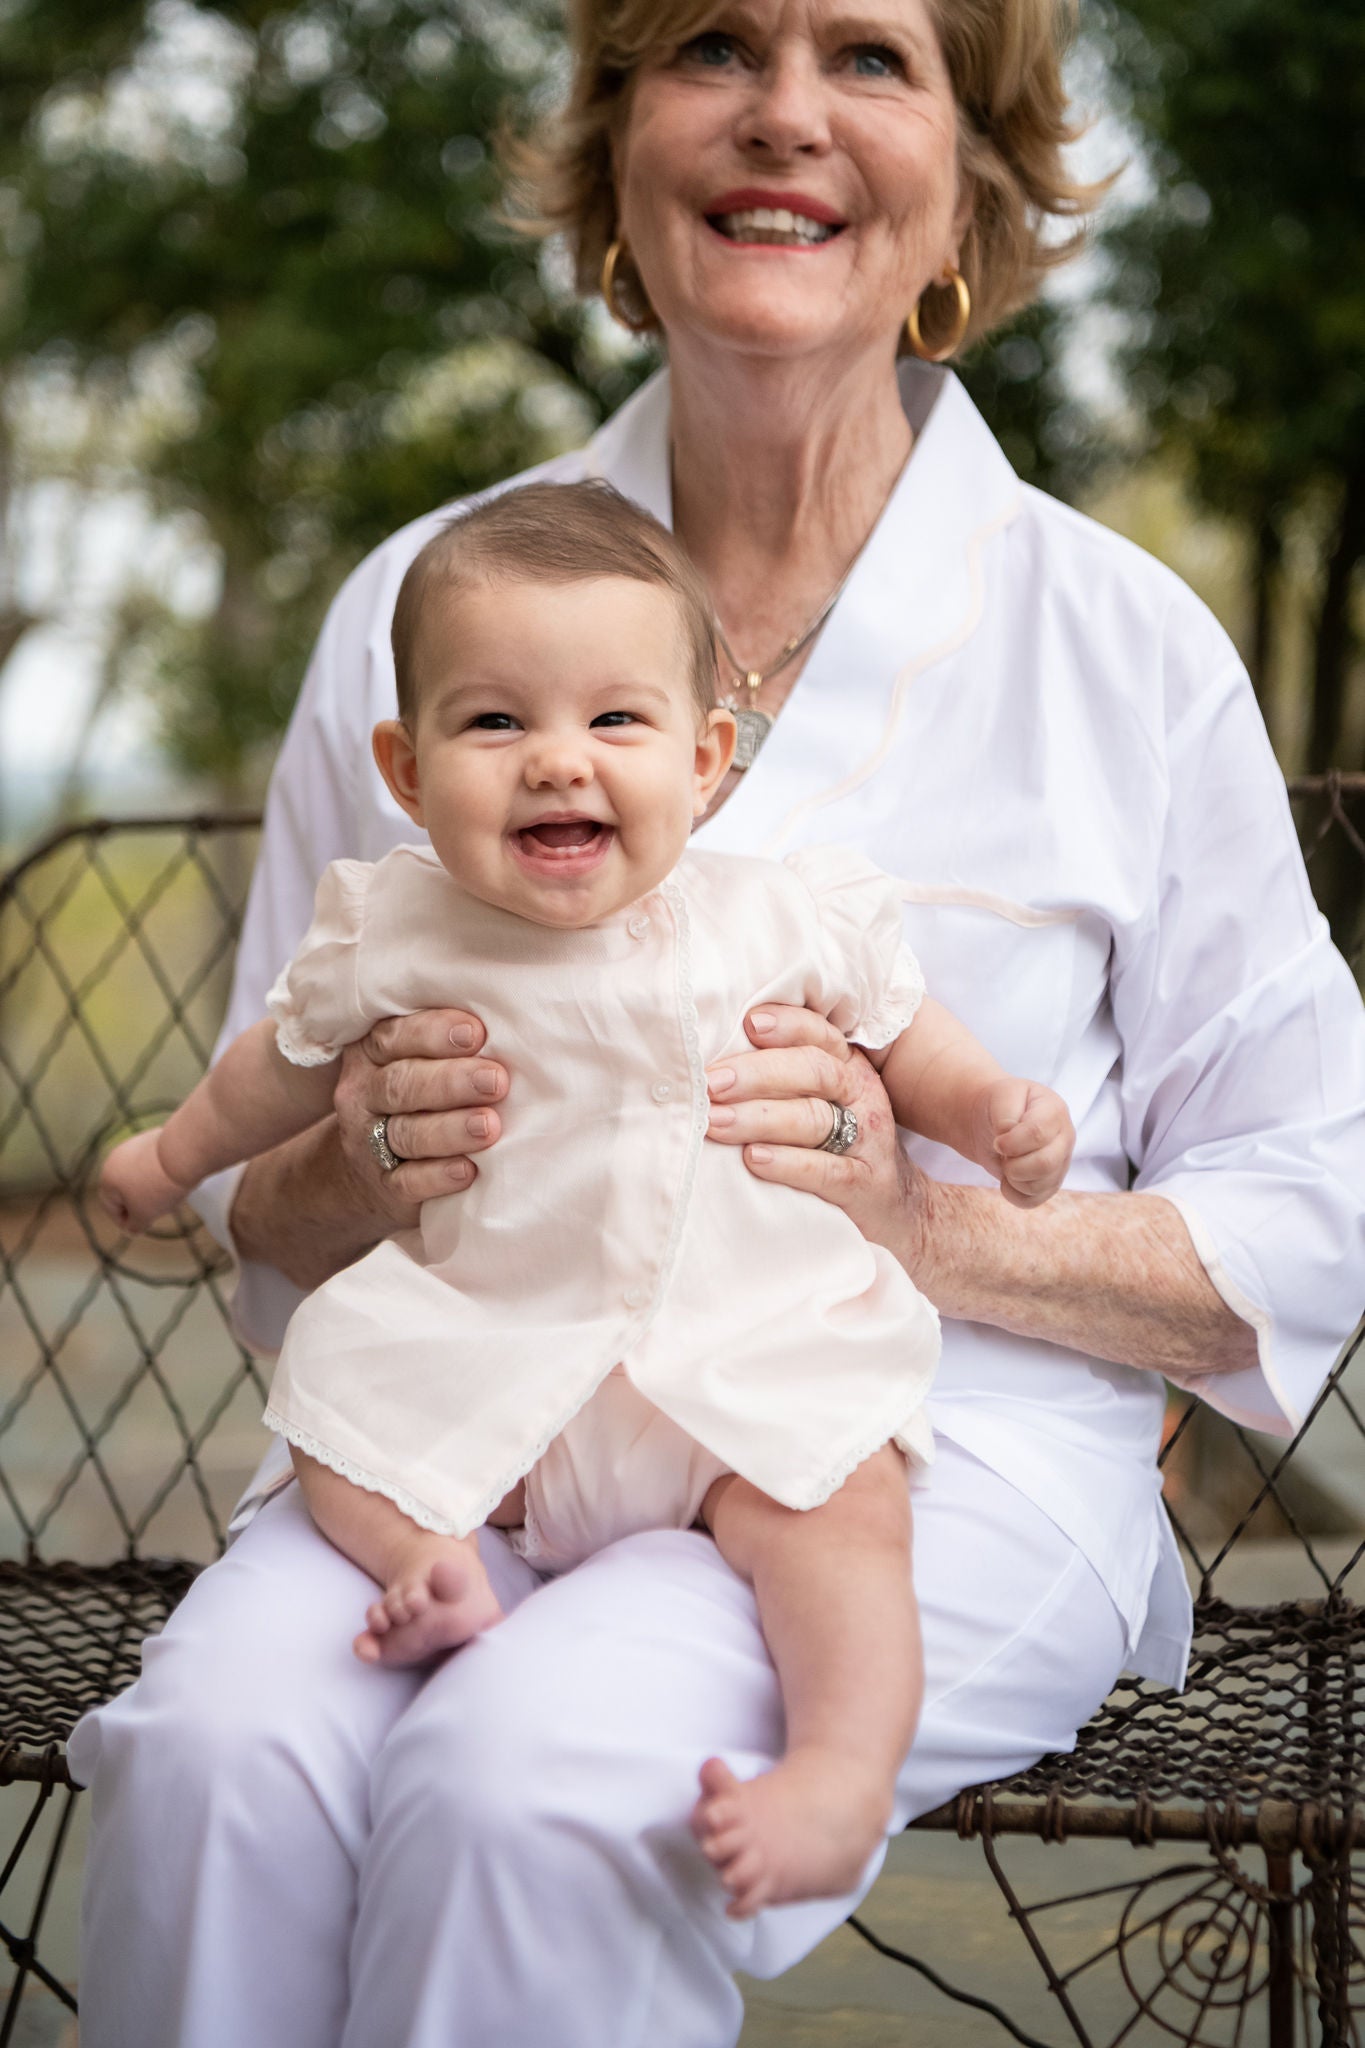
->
[974,1079,1074,1209]
[99,1128,190,1234]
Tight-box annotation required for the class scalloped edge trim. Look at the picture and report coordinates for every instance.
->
[263,1408,467,1534]
[771,1381,937,1511]
[268,1019,343,1069]
[855,972,926,1052]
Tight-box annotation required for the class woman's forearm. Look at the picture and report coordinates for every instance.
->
[900,1180,1259,1380]
[228,1117,389,1292]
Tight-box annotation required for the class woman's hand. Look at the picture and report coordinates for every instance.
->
[333,1008,508,1228]
[702,1006,1258,1382]
[705,1004,926,1264]
[233,1005,509,1291]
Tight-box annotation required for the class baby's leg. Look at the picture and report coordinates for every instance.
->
[692,1445,921,1919]
[291,1449,504,1667]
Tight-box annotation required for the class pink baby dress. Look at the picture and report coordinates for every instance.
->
[262,843,940,1542]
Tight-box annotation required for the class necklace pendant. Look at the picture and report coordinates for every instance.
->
[732,705,775,772]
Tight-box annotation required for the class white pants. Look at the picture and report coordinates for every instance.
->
[69,1438,1126,2048]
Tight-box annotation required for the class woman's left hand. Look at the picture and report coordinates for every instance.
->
[705,1004,925,1260]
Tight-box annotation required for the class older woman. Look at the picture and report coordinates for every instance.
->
[70,1,1364,2043]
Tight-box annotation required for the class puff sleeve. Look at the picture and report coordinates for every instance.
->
[265,858,375,1066]
[785,844,925,1050]
[1111,644,1365,1438]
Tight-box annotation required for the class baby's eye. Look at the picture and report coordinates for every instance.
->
[591,710,637,728]
[848,43,905,78]
[469,712,519,731]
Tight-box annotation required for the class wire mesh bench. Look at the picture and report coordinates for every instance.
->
[1,794,1363,2044]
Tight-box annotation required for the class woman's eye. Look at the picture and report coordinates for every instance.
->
[469,713,518,731]
[680,30,739,69]
[849,43,904,78]
[591,710,636,728]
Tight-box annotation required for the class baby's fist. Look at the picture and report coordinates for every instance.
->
[978,1079,1074,1209]
[99,1128,187,1235]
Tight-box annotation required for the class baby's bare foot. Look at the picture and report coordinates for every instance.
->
[355,1545,503,1667]
[690,1751,891,1920]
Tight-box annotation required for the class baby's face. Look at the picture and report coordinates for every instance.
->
[376,574,734,928]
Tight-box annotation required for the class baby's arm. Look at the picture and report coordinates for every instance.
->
[100,1019,340,1233]
[875,997,1074,1208]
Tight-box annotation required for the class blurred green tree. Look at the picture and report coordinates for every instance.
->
[1097,0,1365,767]
[0,0,1109,813]
[0,0,647,801]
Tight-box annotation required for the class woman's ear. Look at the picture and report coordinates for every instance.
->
[693,707,737,815]
[373,720,425,827]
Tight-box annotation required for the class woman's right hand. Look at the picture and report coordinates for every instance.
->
[333,1007,507,1228]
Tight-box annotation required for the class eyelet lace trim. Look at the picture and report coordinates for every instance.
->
[775,1380,938,1511]
[262,1408,465,1534]
[856,951,926,1050]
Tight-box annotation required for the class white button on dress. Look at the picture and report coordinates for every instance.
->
[627,914,650,940]
[650,1081,672,1104]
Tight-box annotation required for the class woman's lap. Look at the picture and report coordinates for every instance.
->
[70,1438,1126,2048]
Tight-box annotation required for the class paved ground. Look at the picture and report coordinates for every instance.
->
[9,1824,1294,2047]
[7,1801,1255,2047]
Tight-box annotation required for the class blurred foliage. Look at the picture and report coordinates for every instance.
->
[1095,0,1365,771]
[959,298,1097,504]
[0,0,649,796]
[4,0,1362,803]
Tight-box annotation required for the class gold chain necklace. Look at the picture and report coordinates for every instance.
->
[715,559,859,772]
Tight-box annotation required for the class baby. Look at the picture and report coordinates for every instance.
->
[101,479,1074,1920]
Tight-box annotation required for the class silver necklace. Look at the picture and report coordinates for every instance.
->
[716,563,855,772]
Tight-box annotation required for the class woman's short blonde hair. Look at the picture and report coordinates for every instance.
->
[510,0,1106,355]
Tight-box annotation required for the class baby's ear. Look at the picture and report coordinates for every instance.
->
[373,720,425,826]
[694,706,737,814]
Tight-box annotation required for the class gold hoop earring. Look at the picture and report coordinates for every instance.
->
[600,239,656,336]
[906,269,971,362]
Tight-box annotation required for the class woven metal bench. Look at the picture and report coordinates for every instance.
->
[2,794,1362,2044]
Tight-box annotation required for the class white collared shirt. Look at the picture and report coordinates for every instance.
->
[202,363,1365,1686]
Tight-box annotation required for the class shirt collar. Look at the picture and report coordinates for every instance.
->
[585,362,1023,857]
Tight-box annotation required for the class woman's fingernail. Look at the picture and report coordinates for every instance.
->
[450,1023,477,1050]
[749,1145,774,1164]
[708,1068,736,1096]
[750,1011,776,1034]
[474,1067,500,1095]
[708,1105,736,1128]
[466,1112,490,1139]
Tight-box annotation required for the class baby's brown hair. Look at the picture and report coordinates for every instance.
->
[391,479,718,723]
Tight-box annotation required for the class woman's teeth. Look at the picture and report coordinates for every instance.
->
[712,207,840,246]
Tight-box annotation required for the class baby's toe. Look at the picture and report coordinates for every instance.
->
[366,1600,392,1636]
[701,1820,748,1866]
[698,1756,741,1801]
[722,1851,768,1918]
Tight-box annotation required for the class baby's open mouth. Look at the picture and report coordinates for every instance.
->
[515,820,611,856]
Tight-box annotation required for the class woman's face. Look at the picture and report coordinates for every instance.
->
[614,0,970,366]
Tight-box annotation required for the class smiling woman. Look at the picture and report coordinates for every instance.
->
[67,0,1365,2043]
[529,0,1097,352]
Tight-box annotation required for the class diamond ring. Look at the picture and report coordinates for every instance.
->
[817,1102,858,1155]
